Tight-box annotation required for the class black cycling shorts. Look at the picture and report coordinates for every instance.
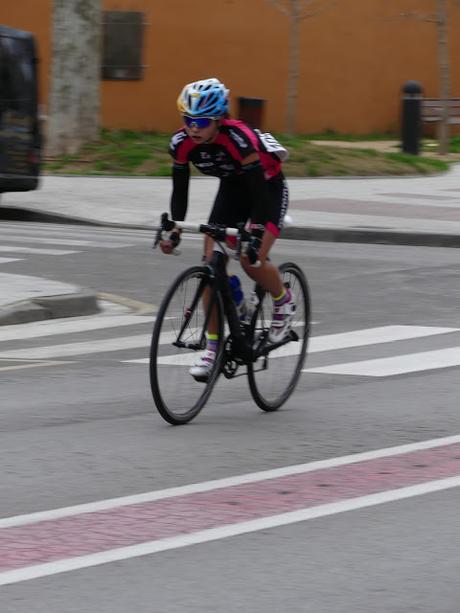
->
[208,172,289,234]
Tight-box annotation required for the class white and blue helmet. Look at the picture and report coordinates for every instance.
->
[177,78,229,117]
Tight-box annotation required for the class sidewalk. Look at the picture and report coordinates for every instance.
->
[0,273,99,326]
[1,166,459,325]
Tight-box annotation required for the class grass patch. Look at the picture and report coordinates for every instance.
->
[449,135,460,153]
[44,129,450,178]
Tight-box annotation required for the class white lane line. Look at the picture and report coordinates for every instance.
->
[303,346,460,377]
[3,476,460,587]
[123,325,460,365]
[0,235,131,248]
[2,433,459,529]
[0,315,154,343]
[1,481,460,585]
[2,477,460,587]
[0,335,152,359]
[0,257,23,264]
[0,246,79,256]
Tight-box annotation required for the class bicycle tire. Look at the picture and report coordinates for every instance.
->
[149,266,225,425]
[247,262,310,411]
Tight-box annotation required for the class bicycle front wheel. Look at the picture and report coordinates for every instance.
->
[149,266,224,425]
[247,262,310,411]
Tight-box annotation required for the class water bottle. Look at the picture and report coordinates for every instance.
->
[228,274,246,320]
[245,290,259,320]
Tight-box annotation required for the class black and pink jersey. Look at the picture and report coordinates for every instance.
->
[169,119,282,180]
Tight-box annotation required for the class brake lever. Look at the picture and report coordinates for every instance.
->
[153,227,163,249]
[153,212,176,250]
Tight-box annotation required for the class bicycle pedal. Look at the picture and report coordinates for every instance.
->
[191,373,209,383]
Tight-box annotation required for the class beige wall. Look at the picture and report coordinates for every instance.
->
[2,0,459,134]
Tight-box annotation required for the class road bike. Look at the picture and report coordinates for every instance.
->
[149,213,310,425]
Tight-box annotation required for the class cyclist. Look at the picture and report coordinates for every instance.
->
[160,77,295,379]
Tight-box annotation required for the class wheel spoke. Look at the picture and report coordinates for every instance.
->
[149,267,224,424]
[247,263,310,411]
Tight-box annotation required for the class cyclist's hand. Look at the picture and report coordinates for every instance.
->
[244,226,264,267]
[160,231,181,254]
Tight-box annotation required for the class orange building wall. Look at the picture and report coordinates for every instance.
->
[1,0,459,134]
[0,0,52,114]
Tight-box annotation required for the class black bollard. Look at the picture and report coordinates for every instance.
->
[401,81,423,155]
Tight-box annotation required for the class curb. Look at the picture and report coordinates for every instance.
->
[0,206,106,227]
[281,226,460,248]
[0,291,100,326]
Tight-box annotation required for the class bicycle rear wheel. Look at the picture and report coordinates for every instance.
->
[149,266,224,425]
[247,262,310,411]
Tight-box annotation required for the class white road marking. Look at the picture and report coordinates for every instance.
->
[0,314,154,343]
[0,360,75,372]
[0,257,23,264]
[0,246,80,256]
[1,324,457,366]
[0,334,152,359]
[1,477,459,587]
[303,346,460,377]
[2,433,459,529]
[309,325,459,352]
[123,325,459,365]
[0,235,131,248]
[0,434,459,585]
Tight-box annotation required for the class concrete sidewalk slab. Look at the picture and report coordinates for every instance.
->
[0,273,99,326]
[1,169,460,245]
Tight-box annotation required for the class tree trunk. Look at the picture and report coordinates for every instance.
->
[286,1,301,134]
[436,0,450,155]
[46,0,101,157]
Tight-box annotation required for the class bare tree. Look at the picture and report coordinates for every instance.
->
[266,0,338,134]
[436,0,451,154]
[391,0,460,154]
[46,0,102,156]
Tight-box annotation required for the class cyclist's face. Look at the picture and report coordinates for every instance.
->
[184,119,219,144]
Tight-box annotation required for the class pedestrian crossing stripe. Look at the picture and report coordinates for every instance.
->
[0,314,154,343]
[0,235,131,248]
[122,325,460,374]
[0,334,152,360]
[1,324,459,378]
[302,346,460,377]
[0,246,80,256]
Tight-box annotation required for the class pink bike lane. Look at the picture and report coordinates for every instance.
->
[1,437,460,585]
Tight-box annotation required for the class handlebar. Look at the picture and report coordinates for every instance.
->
[154,212,247,240]
[153,212,261,265]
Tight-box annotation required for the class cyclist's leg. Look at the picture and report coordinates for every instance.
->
[240,172,288,289]
[240,173,294,341]
[191,179,246,379]
[189,242,220,379]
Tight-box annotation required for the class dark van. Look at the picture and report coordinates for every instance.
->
[0,25,41,194]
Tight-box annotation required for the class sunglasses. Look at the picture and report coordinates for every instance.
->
[183,115,215,129]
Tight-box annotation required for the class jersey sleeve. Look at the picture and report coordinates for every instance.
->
[222,121,260,160]
[169,129,190,164]
[170,164,190,221]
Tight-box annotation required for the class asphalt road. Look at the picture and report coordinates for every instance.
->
[0,221,459,612]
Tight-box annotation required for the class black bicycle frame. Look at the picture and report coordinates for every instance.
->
[168,230,296,364]
[208,250,255,363]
